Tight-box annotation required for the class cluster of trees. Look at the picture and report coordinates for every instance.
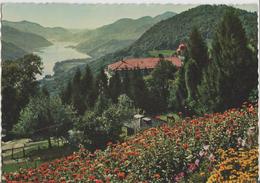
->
[61,59,179,116]
[2,54,80,147]
[4,57,137,149]
[2,54,43,140]
[169,10,257,115]
[58,58,179,147]
[71,94,136,150]
[12,93,78,148]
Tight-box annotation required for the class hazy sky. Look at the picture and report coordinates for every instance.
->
[2,4,258,29]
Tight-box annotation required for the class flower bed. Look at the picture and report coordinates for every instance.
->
[207,147,258,182]
[3,103,258,182]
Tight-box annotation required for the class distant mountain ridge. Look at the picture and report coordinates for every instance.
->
[2,20,73,42]
[2,11,176,59]
[74,11,177,58]
[2,26,52,54]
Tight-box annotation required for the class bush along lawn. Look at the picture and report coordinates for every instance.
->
[3,102,258,182]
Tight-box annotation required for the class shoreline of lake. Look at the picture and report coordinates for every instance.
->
[34,42,91,80]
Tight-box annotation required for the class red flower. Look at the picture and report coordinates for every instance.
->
[114,168,119,174]
[88,175,96,180]
[95,179,103,183]
[105,176,111,182]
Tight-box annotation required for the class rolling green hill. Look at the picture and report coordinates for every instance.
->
[88,5,257,73]
[2,26,53,53]
[2,20,73,42]
[1,41,28,61]
[74,12,176,58]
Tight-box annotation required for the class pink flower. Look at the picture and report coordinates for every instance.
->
[174,172,185,182]
[187,163,197,173]
[195,159,200,166]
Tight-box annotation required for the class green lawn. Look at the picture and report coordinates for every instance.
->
[2,138,75,173]
[2,144,74,173]
[158,113,181,126]
[3,139,64,160]
[3,159,44,173]
[148,50,176,57]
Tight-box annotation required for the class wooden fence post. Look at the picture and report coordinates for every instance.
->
[23,144,25,158]
[11,148,14,159]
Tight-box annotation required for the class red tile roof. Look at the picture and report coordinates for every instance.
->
[108,57,182,71]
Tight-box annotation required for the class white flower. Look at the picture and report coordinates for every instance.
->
[247,127,255,136]
[242,139,246,147]
[199,150,205,157]
[186,154,193,160]
[203,144,210,151]
[237,137,243,146]
[208,154,215,162]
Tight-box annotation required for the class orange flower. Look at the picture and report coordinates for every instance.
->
[117,172,126,179]
[182,143,189,150]
[154,173,161,179]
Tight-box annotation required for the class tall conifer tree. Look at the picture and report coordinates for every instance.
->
[81,65,94,110]
[108,72,122,103]
[198,10,257,111]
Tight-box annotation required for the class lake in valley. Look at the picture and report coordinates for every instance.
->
[34,42,90,79]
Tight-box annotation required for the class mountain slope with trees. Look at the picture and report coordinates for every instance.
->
[2,20,73,41]
[88,5,257,72]
[74,12,176,58]
[2,41,28,61]
[2,26,53,53]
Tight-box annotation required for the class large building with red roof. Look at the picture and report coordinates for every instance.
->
[106,56,183,78]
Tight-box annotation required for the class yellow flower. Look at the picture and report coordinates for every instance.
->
[207,147,258,183]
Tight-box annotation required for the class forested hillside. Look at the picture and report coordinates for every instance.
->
[75,12,176,58]
[88,5,257,72]
[1,41,28,60]
[2,20,72,41]
[2,26,52,52]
